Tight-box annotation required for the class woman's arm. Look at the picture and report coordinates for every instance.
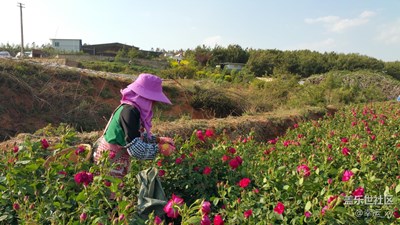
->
[119,105,141,143]
[125,138,158,160]
[119,104,159,160]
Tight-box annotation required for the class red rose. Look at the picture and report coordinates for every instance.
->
[244,209,252,218]
[274,202,285,214]
[238,178,251,188]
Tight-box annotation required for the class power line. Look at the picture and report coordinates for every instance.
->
[17,2,25,58]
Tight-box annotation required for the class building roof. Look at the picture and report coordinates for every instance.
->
[220,62,246,65]
[83,42,138,49]
[50,38,82,41]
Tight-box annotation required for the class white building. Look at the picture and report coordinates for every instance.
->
[50,39,82,52]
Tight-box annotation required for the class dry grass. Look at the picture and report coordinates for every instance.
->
[152,106,327,142]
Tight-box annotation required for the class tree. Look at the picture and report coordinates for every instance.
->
[127,48,140,59]
[246,49,283,76]
[384,61,400,80]
[192,45,212,67]
[225,44,249,63]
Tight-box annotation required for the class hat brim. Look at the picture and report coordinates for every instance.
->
[127,82,172,104]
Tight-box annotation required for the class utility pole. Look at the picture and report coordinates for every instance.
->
[17,2,25,58]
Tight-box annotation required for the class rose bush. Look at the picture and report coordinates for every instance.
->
[0,101,399,224]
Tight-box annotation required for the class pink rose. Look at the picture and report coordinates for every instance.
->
[201,214,211,225]
[274,202,285,214]
[213,214,224,225]
[201,201,211,215]
[229,158,240,170]
[175,157,183,164]
[222,155,230,162]
[205,129,214,137]
[297,164,311,177]
[80,213,87,222]
[158,169,165,177]
[342,147,350,156]
[327,195,338,205]
[203,166,212,175]
[196,130,205,142]
[283,140,290,147]
[13,202,20,211]
[75,145,85,155]
[268,138,278,144]
[104,180,111,187]
[244,209,252,218]
[394,209,400,219]
[163,194,184,218]
[238,178,251,188]
[74,171,94,186]
[321,205,328,215]
[342,170,354,182]
[228,147,236,154]
[352,187,364,197]
[235,156,243,164]
[41,139,49,149]
[154,216,162,225]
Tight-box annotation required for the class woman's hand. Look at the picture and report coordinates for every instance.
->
[157,137,175,156]
[158,142,176,156]
[159,137,175,146]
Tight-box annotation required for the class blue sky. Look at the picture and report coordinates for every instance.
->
[1,0,399,61]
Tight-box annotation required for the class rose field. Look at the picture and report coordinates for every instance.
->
[1,101,399,225]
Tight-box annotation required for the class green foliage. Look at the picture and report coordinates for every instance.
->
[189,86,243,117]
[246,49,284,76]
[245,49,386,78]
[79,60,158,74]
[159,65,197,79]
[288,71,398,108]
[249,74,301,111]
[184,45,212,67]
[114,47,156,60]
[384,61,400,80]
[2,103,399,224]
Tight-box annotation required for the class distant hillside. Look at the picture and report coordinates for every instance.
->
[305,70,400,100]
[1,58,399,142]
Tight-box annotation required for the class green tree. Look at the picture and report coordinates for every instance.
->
[384,61,400,79]
[225,44,249,63]
[115,48,128,62]
[334,53,384,71]
[245,49,283,76]
[127,48,140,59]
[193,45,212,67]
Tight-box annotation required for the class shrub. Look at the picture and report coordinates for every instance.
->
[159,65,197,79]
[189,86,243,117]
[1,102,399,224]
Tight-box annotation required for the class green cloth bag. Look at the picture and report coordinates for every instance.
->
[136,167,168,219]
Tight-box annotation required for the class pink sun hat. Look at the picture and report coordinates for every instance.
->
[126,73,172,104]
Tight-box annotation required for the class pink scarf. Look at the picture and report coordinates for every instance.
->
[120,88,153,137]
